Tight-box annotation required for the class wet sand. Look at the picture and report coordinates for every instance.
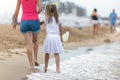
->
[0,25,120,80]
[0,49,47,80]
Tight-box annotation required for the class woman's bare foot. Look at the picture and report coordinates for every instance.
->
[29,66,34,70]
[34,61,39,66]
[34,60,39,66]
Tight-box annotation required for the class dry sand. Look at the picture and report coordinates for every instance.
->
[0,25,120,80]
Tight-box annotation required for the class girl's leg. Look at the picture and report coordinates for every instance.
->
[54,53,60,73]
[44,53,49,72]
[23,32,34,69]
[32,32,39,66]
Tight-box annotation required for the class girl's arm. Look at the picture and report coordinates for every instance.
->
[59,24,63,42]
[13,0,21,29]
[37,0,42,14]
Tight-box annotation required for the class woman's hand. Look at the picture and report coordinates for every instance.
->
[12,23,16,30]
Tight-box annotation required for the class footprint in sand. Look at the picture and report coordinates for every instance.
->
[8,48,26,56]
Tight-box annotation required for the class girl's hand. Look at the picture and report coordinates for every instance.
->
[40,21,44,25]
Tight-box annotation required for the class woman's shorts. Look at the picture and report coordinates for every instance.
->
[92,20,99,24]
[20,20,40,33]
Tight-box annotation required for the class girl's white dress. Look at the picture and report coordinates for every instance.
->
[42,17,64,54]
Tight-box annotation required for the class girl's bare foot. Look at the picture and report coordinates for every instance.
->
[56,69,60,73]
[43,67,47,73]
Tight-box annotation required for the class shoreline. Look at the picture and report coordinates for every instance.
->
[27,42,120,80]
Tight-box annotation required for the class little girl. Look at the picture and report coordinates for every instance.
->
[40,4,64,73]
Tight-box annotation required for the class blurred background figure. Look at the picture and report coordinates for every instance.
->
[109,9,118,33]
[91,8,99,36]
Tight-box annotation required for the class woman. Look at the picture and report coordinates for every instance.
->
[13,0,42,69]
[91,8,99,36]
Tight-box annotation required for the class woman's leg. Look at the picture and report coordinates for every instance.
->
[93,24,96,35]
[44,53,49,72]
[54,53,60,73]
[23,32,34,69]
[32,32,39,66]
[95,24,99,35]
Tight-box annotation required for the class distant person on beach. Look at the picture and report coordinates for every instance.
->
[13,0,42,69]
[109,9,118,33]
[91,8,99,36]
[40,4,64,73]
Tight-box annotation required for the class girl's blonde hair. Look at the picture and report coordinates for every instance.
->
[45,4,59,23]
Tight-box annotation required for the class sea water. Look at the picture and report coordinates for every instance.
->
[27,42,120,80]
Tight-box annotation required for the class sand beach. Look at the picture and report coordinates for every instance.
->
[0,25,120,80]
